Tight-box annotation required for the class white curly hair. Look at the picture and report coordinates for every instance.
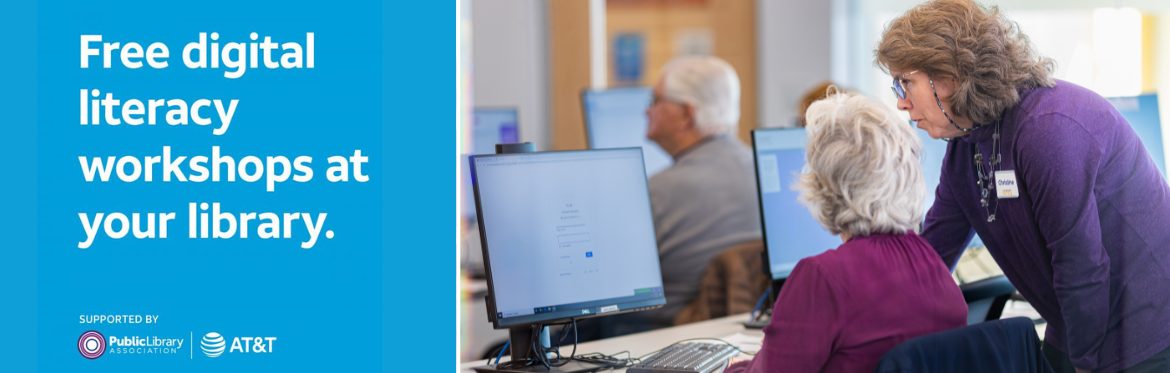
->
[796,89,925,237]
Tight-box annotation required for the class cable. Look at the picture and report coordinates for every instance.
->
[492,340,510,365]
[531,324,550,369]
[574,350,636,368]
[491,319,594,369]
[751,286,771,320]
[545,318,577,367]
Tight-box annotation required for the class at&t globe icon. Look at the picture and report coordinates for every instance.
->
[201,332,226,358]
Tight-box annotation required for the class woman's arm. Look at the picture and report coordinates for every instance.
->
[922,143,976,269]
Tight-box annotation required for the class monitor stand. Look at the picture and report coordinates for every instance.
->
[473,360,608,373]
[742,314,770,330]
[742,278,785,329]
[473,326,611,373]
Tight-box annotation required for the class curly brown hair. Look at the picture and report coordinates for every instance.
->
[875,0,1055,125]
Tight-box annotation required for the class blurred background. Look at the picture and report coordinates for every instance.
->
[457,0,1170,362]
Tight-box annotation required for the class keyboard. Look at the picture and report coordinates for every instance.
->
[627,342,739,373]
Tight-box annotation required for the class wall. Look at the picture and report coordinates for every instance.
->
[470,0,549,150]
[757,0,834,128]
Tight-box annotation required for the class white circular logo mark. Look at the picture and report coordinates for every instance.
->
[78,330,105,359]
[201,332,226,358]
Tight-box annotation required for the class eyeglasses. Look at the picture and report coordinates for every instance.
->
[890,70,921,100]
[892,69,974,133]
[651,95,675,106]
[651,94,685,107]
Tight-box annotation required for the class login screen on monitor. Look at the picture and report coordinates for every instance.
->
[471,148,666,327]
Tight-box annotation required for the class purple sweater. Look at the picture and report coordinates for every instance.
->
[923,80,1170,372]
[725,233,966,373]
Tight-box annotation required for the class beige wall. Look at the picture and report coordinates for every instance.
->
[545,0,757,150]
[606,0,757,143]
[548,0,594,151]
[606,0,710,87]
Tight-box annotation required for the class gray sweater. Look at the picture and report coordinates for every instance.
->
[604,134,763,334]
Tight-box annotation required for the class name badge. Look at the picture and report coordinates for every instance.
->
[994,170,1020,199]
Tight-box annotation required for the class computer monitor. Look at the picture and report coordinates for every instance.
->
[470,148,666,329]
[473,107,521,155]
[750,128,841,282]
[581,87,673,176]
[1107,94,1166,177]
[751,127,976,282]
[464,108,522,221]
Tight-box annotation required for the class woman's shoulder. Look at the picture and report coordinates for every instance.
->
[800,233,936,271]
[1013,80,1116,125]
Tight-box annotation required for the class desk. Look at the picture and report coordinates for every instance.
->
[462,279,510,362]
[459,313,764,372]
[458,306,1050,372]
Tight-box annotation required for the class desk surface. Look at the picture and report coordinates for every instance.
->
[459,313,764,372]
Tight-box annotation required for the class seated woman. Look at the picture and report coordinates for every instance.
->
[725,91,967,373]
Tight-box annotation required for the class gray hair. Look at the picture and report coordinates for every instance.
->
[796,91,925,237]
[660,56,741,136]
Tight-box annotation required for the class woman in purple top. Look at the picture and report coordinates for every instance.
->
[725,92,967,373]
[877,1,1170,372]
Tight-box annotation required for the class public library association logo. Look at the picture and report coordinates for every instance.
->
[78,330,106,359]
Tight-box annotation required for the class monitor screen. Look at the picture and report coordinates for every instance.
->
[752,127,974,280]
[918,129,948,216]
[751,128,841,280]
[916,128,987,250]
[471,148,666,328]
[472,107,521,156]
[1107,94,1166,177]
[582,87,673,176]
[463,107,521,220]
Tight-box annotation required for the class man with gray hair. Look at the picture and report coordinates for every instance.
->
[599,56,762,337]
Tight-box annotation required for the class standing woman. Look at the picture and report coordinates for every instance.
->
[876,1,1170,372]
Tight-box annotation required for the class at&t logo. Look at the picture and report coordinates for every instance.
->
[201,331,277,358]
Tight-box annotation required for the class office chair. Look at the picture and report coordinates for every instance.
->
[673,239,770,325]
[875,317,1053,373]
[961,275,1016,325]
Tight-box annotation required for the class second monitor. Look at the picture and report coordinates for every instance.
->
[751,128,840,281]
[751,127,954,282]
[582,87,673,176]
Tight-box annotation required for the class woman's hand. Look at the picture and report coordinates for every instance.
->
[727,354,752,366]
